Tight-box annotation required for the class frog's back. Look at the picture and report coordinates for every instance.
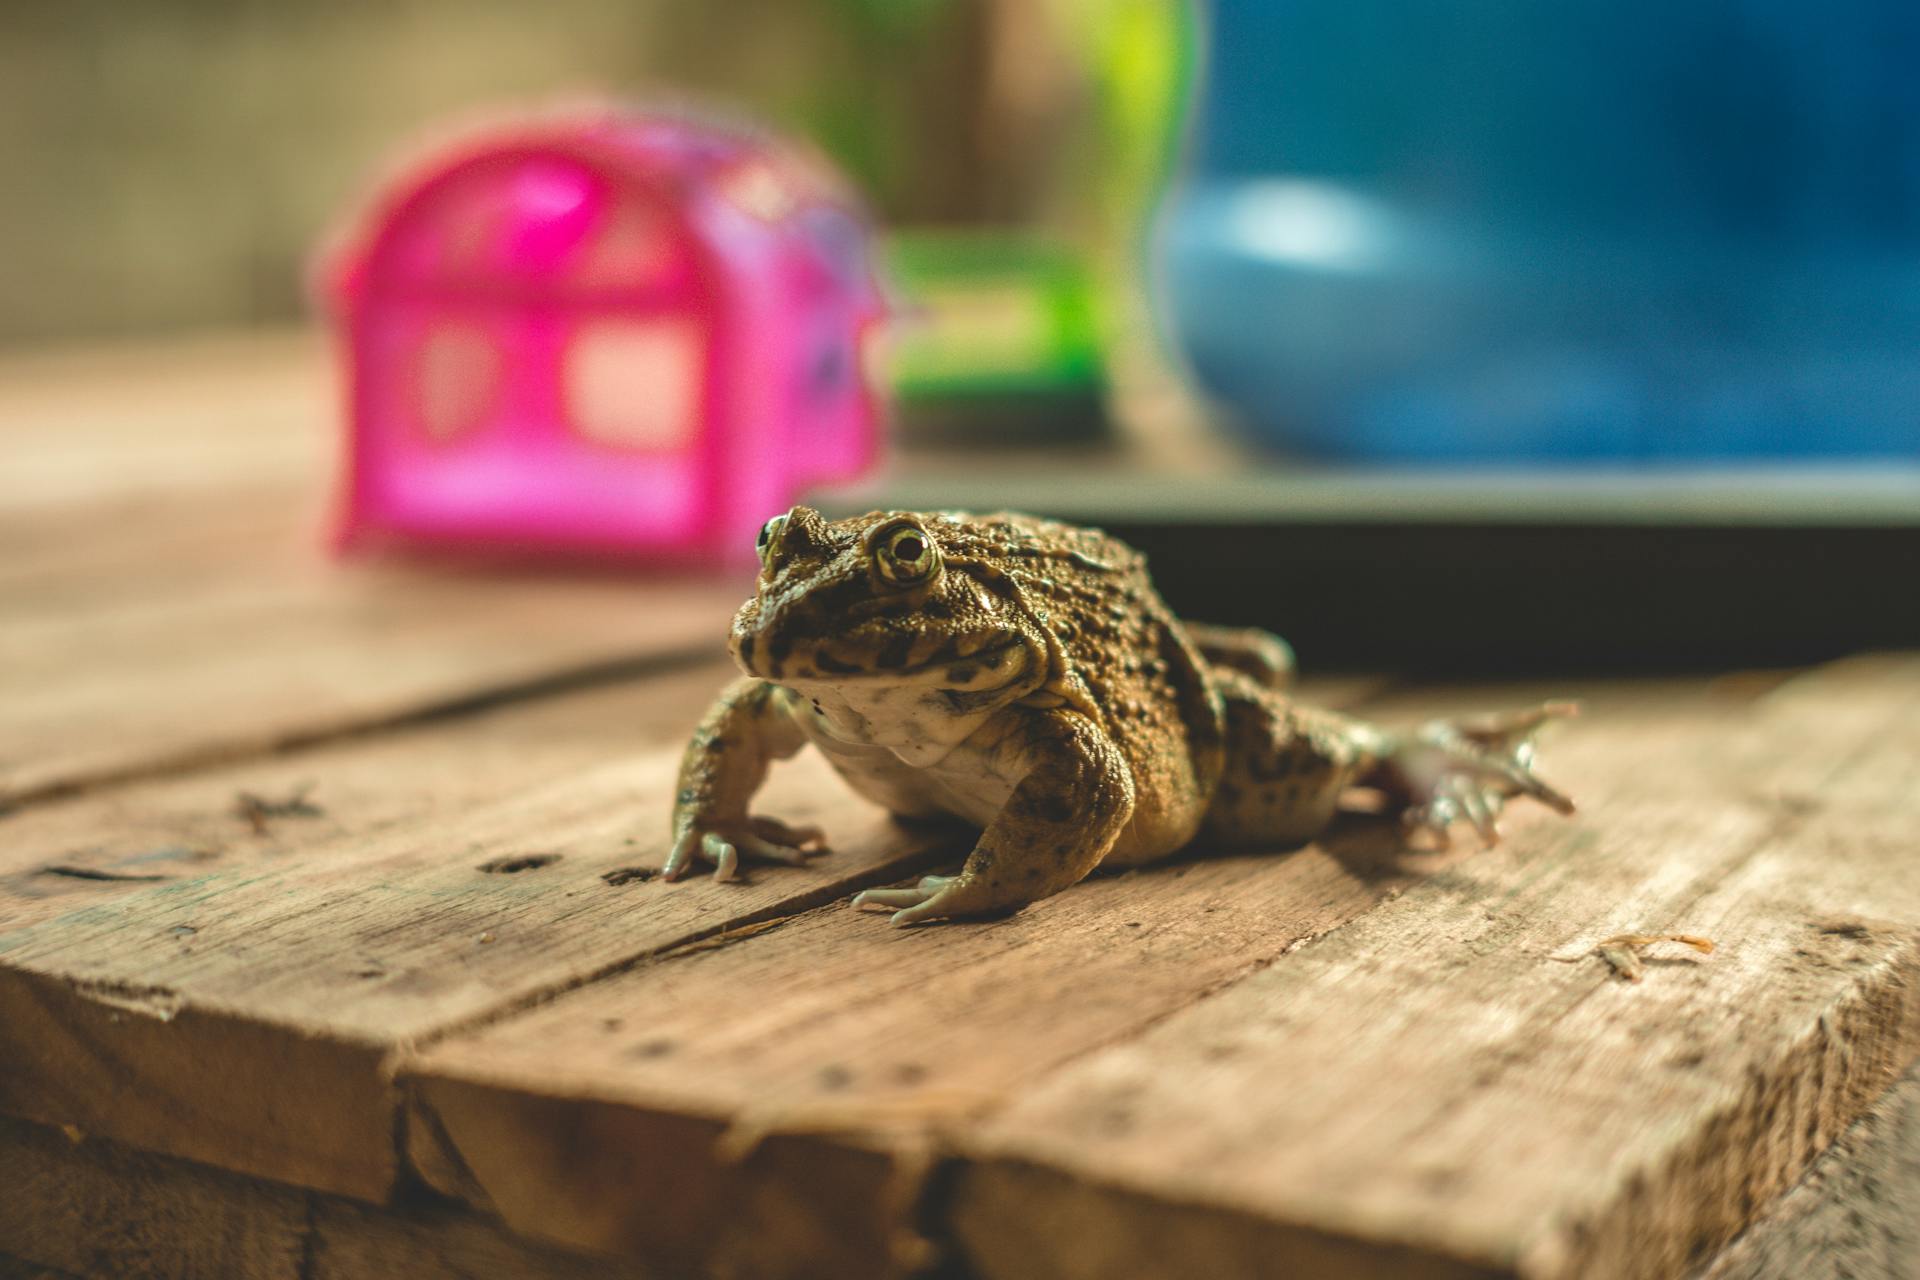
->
[931,511,1147,580]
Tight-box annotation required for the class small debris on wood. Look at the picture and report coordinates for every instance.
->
[601,866,657,886]
[478,931,496,944]
[1558,932,1716,983]
[38,864,171,883]
[477,852,562,874]
[233,783,324,835]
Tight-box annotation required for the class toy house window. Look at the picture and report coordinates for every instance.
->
[411,321,503,442]
[563,317,703,451]
[571,200,677,291]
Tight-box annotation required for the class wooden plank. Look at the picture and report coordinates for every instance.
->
[0,1115,667,1280]
[946,658,1920,1280]
[392,660,1920,1278]
[0,505,746,806]
[391,677,1729,1276]
[0,328,746,805]
[1700,1056,1920,1280]
[0,331,322,522]
[0,533,743,805]
[0,660,963,1201]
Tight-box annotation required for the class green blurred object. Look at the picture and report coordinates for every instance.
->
[856,0,1197,442]
[886,234,1101,397]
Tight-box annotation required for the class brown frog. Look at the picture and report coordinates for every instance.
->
[666,507,1575,925]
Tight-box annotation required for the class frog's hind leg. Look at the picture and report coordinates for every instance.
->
[1202,673,1578,850]
[1200,672,1385,848]
[1183,622,1295,692]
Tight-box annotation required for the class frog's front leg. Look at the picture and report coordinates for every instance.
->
[664,678,825,882]
[851,710,1134,926]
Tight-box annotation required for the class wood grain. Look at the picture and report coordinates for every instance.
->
[948,659,1920,1280]
[0,662,962,1201]
[0,1114,671,1280]
[1700,1057,1920,1280]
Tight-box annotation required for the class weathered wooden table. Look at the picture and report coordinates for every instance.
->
[3,334,1917,1280]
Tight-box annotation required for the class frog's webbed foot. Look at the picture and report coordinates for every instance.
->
[849,874,959,926]
[661,814,829,883]
[1377,701,1578,847]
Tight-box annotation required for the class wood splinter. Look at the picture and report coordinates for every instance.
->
[1558,932,1716,983]
[232,783,324,835]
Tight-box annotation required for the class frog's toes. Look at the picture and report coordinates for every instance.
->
[851,874,957,925]
[1402,776,1506,847]
[1448,701,1580,772]
[702,832,743,881]
[749,815,827,850]
[660,828,709,881]
[661,819,831,883]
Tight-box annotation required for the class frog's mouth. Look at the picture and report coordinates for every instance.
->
[779,638,1043,732]
[733,625,1034,693]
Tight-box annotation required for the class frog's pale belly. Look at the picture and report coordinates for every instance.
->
[783,681,1023,829]
[807,729,1018,829]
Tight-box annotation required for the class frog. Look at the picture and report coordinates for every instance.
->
[665,506,1576,926]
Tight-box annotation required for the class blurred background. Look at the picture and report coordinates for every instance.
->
[5,0,1918,670]
[3,0,1116,341]
[0,0,1166,428]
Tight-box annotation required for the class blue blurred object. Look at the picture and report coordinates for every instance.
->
[1157,0,1920,461]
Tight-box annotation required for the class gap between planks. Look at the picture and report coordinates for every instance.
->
[1,643,727,815]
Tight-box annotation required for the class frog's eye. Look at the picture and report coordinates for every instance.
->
[756,514,787,571]
[873,521,941,586]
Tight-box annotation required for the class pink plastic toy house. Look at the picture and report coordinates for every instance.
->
[321,109,885,563]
